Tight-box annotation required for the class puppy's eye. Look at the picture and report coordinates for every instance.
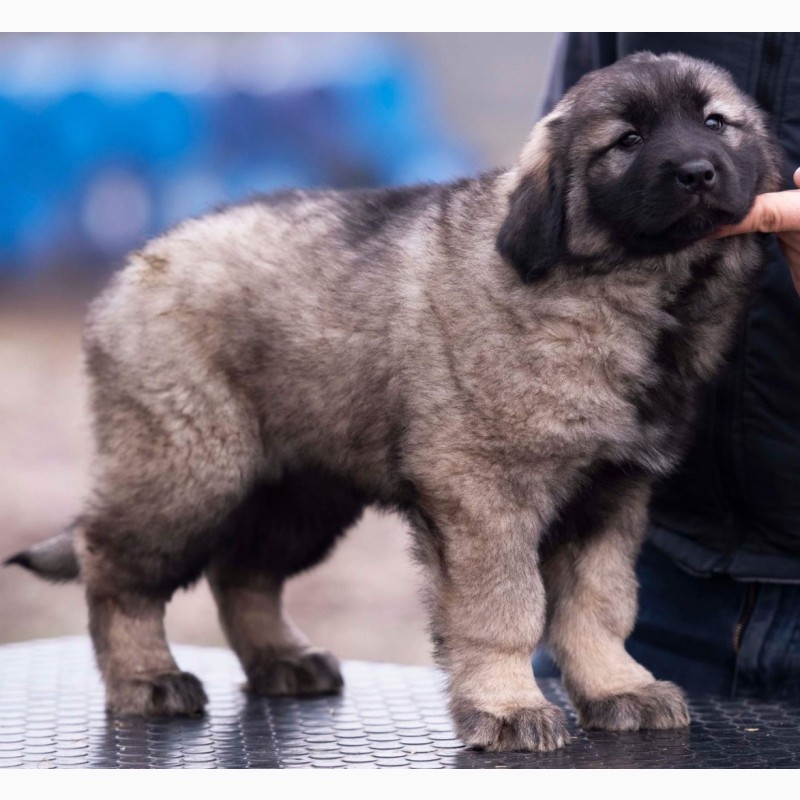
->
[705,114,725,131]
[618,131,643,149]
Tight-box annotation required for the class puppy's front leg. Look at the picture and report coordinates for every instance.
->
[542,473,690,731]
[412,479,568,753]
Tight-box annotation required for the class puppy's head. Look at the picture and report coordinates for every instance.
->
[498,52,783,281]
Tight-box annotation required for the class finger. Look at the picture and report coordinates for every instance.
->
[715,190,800,237]
[795,166,800,190]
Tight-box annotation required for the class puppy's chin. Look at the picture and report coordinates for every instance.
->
[621,202,749,256]
[662,208,738,241]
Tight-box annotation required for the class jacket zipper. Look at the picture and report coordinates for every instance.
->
[733,582,758,653]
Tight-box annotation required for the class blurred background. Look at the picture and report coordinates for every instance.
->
[0,32,557,664]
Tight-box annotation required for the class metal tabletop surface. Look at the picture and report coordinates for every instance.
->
[0,637,798,768]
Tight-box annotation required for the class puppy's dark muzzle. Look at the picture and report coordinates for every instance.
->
[675,159,716,193]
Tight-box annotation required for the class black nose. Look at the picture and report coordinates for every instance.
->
[675,159,716,193]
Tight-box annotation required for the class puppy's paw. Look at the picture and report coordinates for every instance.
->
[107,671,208,716]
[578,680,690,731]
[453,701,569,752]
[245,649,344,697]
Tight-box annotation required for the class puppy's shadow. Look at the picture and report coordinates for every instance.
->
[448,726,693,769]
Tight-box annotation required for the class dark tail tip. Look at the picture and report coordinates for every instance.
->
[4,552,33,569]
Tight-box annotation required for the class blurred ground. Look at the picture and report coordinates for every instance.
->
[0,33,556,665]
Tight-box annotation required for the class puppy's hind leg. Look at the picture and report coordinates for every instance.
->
[81,350,263,716]
[541,466,690,732]
[87,587,208,716]
[207,469,366,697]
[208,573,343,697]
[84,450,257,716]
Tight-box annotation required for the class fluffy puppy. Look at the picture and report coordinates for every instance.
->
[8,52,781,752]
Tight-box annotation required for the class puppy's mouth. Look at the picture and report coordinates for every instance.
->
[646,196,745,244]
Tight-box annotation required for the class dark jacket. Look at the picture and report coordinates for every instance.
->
[544,33,800,582]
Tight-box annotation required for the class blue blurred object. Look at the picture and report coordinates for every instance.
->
[0,34,473,275]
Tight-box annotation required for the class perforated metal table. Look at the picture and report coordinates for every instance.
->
[0,638,798,768]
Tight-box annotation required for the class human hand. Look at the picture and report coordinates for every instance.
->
[714,167,800,296]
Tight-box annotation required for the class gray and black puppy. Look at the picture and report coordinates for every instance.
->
[8,52,781,752]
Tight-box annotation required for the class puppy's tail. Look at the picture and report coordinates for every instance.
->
[4,523,81,583]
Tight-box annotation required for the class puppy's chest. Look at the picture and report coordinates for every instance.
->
[459,293,705,465]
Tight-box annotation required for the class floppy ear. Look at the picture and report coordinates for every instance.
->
[496,118,567,283]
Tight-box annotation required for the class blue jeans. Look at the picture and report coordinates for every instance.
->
[534,541,800,700]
